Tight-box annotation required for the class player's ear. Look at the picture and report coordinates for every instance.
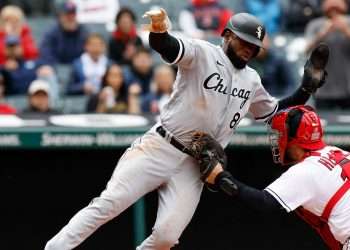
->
[222,30,231,42]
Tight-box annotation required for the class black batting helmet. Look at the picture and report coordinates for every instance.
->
[221,13,266,48]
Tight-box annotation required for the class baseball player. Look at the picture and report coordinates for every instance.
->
[192,105,350,250]
[45,9,329,250]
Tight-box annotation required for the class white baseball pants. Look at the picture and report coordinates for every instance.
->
[45,127,203,250]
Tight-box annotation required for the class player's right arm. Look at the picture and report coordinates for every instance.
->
[149,32,182,64]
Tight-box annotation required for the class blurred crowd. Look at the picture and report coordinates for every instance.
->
[0,0,350,116]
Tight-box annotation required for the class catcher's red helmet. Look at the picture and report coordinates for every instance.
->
[269,105,326,165]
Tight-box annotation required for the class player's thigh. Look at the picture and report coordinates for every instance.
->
[154,156,204,232]
[101,133,187,202]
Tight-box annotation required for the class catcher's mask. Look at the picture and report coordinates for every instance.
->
[268,105,326,165]
[221,13,265,57]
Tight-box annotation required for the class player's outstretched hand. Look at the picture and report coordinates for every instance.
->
[142,8,170,33]
[302,43,329,94]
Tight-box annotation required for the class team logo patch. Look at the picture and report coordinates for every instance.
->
[256,26,263,40]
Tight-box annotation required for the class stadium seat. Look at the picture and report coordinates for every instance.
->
[62,95,89,114]
[4,95,28,112]
[27,17,56,44]
[54,64,73,95]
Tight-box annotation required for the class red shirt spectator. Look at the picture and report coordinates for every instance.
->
[108,7,143,65]
[0,24,38,65]
[179,0,233,38]
[0,104,16,114]
[0,5,38,65]
[0,72,16,114]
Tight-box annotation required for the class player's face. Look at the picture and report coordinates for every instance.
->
[223,32,258,69]
[231,35,257,61]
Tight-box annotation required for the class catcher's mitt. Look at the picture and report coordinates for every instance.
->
[190,132,238,196]
[302,43,329,94]
[142,8,171,33]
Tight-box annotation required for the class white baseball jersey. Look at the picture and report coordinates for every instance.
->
[266,146,350,243]
[44,35,277,250]
[160,37,278,147]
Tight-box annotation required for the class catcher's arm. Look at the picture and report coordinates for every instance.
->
[143,8,180,63]
[190,132,283,212]
[277,43,329,111]
[233,179,284,212]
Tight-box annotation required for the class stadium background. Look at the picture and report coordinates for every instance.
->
[1,0,349,249]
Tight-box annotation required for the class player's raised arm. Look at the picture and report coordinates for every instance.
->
[277,43,329,111]
[143,8,181,64]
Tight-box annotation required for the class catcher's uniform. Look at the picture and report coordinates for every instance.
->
[266,146,350,247]
[45,37,277,250]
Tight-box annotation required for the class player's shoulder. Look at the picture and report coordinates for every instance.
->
[243,65,262,83]
[299,146,341,169]
[245,65,260,76]
[284,160,316,179]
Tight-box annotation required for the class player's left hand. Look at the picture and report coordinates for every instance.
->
[302,43,329,94]
[189,132,238,196]
[142,8,171,33]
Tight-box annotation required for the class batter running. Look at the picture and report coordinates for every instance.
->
[45,9,329,250]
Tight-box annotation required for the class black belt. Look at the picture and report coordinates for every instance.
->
[156,126,194,157]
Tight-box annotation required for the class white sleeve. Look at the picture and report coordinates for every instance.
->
[166,36,198,69]
[265,163,316,212]
[249,77,278,122]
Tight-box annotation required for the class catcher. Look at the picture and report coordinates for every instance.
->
[191,105,350,250]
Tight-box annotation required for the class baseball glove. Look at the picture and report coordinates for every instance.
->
[142,8,171,33]
[301,43,329,94]
[190,132,238,196]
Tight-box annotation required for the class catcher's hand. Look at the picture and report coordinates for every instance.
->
[142,8,170,33]
[302,43,329,94]
[190,132,238,196]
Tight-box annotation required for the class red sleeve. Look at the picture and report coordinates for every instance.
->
[20,25,39,60]
[0,31,6,65]
[216,9,233,35]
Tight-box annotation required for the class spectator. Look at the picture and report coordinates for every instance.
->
[2,35,37,95]
[123,47,153,96]
[108,7,143,66]
[86,64,141,114]
[22,79,60,114]
[67,33,109,95]
[178,0,233,39]
[285,0,323,33]
[39,1,89,65]
[0,5,38,65]
[2,34,60,103]
[142,64,175,114]
[74,0,119,25]
[0,72,16,114]
[244,0,282,35]
[305,0,350,109]
[249,35,296,97]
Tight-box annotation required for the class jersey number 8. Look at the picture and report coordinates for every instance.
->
[230,112,241,129]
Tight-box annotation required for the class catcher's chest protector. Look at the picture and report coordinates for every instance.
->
[296,151,350,250]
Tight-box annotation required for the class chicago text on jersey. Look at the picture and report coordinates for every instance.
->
[203,73,250,109]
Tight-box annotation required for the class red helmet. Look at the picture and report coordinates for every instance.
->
[268,105,326,165]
